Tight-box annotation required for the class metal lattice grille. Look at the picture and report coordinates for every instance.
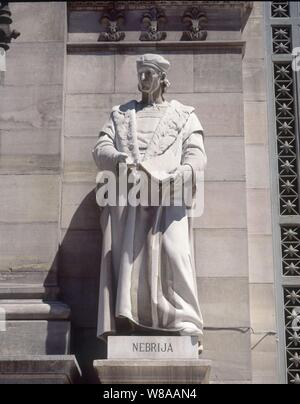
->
[272,26,292,54]
[268,1,300,384]
[284,287,300,384]
[281,227,300,276]
[271,1,290,17]
[274,62,299,215]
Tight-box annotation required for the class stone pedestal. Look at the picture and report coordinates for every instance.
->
[94,336,211,384]
[0,356,81,384]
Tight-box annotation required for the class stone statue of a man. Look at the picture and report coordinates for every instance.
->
[92,54,207,347]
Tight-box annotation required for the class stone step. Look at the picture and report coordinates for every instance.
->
[0,300,70,320]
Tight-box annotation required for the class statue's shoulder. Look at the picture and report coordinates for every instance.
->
[170,99,195,115]
[111,100,138,115]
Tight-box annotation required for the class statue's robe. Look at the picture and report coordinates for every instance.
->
[92,99,207,340]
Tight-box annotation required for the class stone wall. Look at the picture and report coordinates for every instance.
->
[242,1,279,384]
[0,1,280,384]
[63,1,252,383]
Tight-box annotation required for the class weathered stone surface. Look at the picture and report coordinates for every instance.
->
[194,50,243,93]
[204,137,245,181]
[251,334,279,384]
[195,229,249,277]
[59,229,101,278]
[94,359,211,384]
[0,300,70,321]
[63,137,98,173]
[245,145,270,189]
[9,2,66,42]
[0,175,59,223]
[242,17,264,60]
[246,189,272,234]
[194,182,247,229]
[59,277,100,328]
[244,101,268,145]
[249,284,276,332]
[169,92,243,137]
[197,277,250,328]
[243,58,267,102]
[0,285,58,300]
[107,336,198,360]
[201,329,251,382]
[0,86,63,131]
[1,129,60,157]
[61,182,100,230]
[248,235,274,284]
[0,355,81,384]
[0,320,70,355]
[0,223,58,271]
[67,53,115,94]
[6,43,64,86]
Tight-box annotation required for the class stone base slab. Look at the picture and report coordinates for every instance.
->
[94,359,211,384]
[0,355,81,384]
[107,336,199,360]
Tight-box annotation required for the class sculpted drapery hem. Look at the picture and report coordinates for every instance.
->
[92,99,207,340]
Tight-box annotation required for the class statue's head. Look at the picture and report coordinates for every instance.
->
[136,54,170,97]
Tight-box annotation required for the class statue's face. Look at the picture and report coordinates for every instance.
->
[137,66,161,94]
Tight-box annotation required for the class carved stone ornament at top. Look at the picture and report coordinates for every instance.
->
[181,7,208,41]
[0,1,20,51]
[139,7,167,42]
[98,9,125,42]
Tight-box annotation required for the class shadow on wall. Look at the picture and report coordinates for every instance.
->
[45,190,106,384]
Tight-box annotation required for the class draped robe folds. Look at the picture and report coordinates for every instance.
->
[92,99,207,340]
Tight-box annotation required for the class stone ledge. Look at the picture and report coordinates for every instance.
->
[0,300,70,320]
[94,359,212,384]
[67,40,246,54]
[0,355,81,384]
[69,1,253,13]
[0,284,59,300]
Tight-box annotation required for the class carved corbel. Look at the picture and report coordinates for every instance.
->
[139,7,167,42]
[0,1,20,51]
[181,7,208,41]
[98,9,125,42]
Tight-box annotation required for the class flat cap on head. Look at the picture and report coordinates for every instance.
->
[136,54,170,74]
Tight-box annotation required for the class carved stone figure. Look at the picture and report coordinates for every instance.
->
[181,7,208,41]
[92,54,207,349]
[98,9,125,42]
[139,8,167,42]
[0,1,20,51]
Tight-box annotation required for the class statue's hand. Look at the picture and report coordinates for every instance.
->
[170,164,193,182]
[115,152,128,164]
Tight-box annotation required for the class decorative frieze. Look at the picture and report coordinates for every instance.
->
[0,1,20,51]
[139,7,167,41]
[181,7,208,41]
[98,9,126,42]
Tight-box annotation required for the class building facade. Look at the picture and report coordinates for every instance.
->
[0,1,299,384]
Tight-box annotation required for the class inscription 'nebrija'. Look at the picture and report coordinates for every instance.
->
[132,342,174,353]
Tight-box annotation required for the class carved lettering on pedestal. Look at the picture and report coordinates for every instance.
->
[132,342,174,353]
